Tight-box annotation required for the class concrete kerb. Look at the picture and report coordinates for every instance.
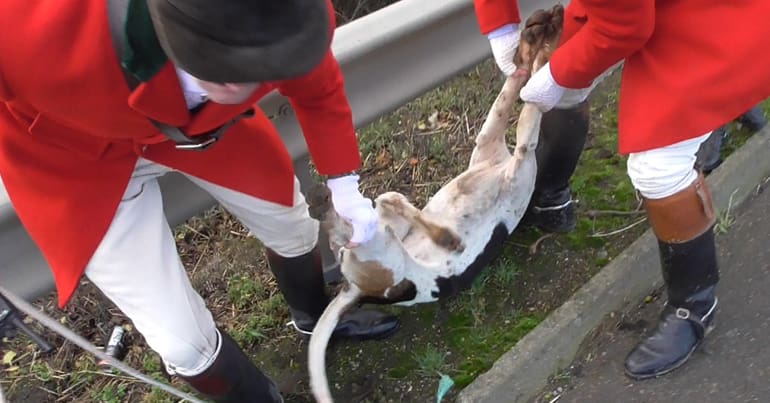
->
[458,125,770,403]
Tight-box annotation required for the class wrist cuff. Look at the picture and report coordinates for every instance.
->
[487,24,518,40]
[326,171,358,179]
[326,174,360,195]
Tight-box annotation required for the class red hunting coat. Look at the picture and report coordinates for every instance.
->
[474,0,770,153]
[0,0,360,307]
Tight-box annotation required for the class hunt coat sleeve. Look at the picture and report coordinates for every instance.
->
[550,0,770,153]
[473,0,521,34]
[278,51,361,176]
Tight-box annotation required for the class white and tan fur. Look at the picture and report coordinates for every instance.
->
[306,7,564,402]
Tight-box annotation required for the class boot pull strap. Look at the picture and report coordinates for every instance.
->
[693,175,715,220]
[643,172,716,242]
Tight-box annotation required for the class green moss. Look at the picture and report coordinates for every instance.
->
[141,353,162,373]
[491,256,520,286]
[90,382,127,403]
[448,314,542,387]
[413,345,449,376]
[227,273,265,309]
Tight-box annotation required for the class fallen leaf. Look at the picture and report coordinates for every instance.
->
[2,350,16,365]
[428,111,440,129]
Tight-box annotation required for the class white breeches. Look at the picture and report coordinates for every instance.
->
[84,158,318,376]
[627,133,712,199]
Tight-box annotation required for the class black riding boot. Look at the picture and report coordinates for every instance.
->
[737,105,767,131]
[179,330,283,402]
[524,100,589,233]
[625,173,719,379]
[695,126,728,174]
[696,105,767,174]
[266,247,400,340]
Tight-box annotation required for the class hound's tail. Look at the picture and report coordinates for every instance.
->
[308,283,362,403]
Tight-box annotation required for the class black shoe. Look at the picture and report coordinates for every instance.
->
[624,293,717,380]
[737,106,767,132]
[520,193,577,234]
[289,307,401,341]
[267,247,401,341]
[527,199,577,233]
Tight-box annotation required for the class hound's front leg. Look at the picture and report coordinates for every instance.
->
[307,183,352,255]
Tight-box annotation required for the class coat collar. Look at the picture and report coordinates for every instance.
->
[127,63,190,127]
[120,0,261,133]
[127,63,264,135]
[121,0,189,126]
[122,0,166,82]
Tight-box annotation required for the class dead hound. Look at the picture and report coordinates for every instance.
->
[306,6,564,402]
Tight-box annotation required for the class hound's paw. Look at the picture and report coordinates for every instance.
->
[307,183,333,220]
[514,5,564,70]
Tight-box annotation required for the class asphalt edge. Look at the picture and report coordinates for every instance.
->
[457,125,770,403]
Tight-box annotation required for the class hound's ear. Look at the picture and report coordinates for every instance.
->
[384,279,418,303]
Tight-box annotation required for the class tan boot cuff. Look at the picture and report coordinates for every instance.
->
[643,173,716,243]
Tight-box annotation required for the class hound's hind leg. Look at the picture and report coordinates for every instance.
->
[376,192,465,253]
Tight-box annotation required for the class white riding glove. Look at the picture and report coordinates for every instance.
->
[487,24,520,77]
[519,62,567,112]
[326,174,378,246]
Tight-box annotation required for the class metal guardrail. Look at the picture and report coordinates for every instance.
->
[0,0,557,302]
